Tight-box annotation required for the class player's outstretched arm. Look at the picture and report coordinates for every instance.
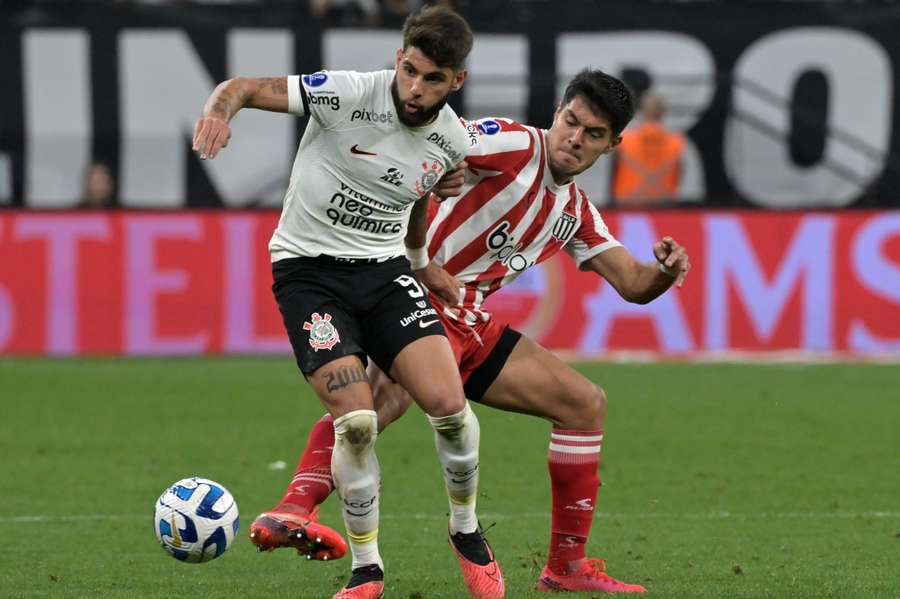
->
[584,236,691,304]
[193,77,290,160]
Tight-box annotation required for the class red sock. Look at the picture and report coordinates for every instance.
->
[546,428,603,575]
[273,414,335,515]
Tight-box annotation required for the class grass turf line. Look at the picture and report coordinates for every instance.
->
[1,358,898,598]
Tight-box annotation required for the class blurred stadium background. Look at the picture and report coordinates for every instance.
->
[1,1,898,598]
[1,0,899,356]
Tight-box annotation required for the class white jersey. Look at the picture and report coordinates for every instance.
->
[426,117,621,324]
[268,69,471,261]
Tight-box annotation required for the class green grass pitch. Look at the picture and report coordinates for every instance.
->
[2,358,898,598]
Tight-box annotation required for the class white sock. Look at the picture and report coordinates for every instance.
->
[332,409,384,571]
[428,403,480,535]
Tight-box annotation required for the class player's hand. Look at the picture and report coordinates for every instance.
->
[652,236,691,287]
[432,161,468,201]
[192,116,232,160]
[415,262,462,306]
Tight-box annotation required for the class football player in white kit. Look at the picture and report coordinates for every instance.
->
[246,70,692,594]
[193,7,504,599]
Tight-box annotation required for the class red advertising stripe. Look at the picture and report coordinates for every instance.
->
[0,210,898,355]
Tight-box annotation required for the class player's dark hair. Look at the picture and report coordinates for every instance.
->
[563,69,635,136]
[402,5,473,70]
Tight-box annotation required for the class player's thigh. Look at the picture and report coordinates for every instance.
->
[366,361,414,432]
[271,259,366,377]
[482,334,604,428]
[360,267,465,417]
[389,335,466,417]
[308,354,375,418]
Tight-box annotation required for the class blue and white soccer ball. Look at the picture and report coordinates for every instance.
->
[154,477,240,563]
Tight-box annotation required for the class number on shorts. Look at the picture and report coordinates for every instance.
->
[394,274,425,298]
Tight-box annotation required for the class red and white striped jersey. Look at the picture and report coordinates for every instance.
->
[426,117,621,324]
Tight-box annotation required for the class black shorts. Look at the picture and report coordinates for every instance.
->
[272,255,446,375]
[463,325,522,402]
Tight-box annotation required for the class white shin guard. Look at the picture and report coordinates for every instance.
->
[332,409,382,570]
[427,403,480,534]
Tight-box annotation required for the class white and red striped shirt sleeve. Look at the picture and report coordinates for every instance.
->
[563,191,621,269]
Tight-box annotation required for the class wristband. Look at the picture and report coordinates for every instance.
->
[406,246,429,270]
[659,262,676,277]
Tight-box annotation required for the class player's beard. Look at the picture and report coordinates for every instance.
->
[391,77,449,127]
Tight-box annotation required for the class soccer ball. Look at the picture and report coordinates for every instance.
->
[153,477,240,563]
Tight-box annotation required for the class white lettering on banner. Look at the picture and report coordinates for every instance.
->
[0,221,13,349]
[557,32,712,204]
[323,29,395,70]
[124,217,208,353]
[579,215,695,352]
[467,35,528,124]
[226,30,294,207]
[704,214,836,350]
[15,216,111,354]
[120,30,292,207]
[221,216,291,352]
[725,28,893,208]
[24,30,91,207]
[849,214,900,351]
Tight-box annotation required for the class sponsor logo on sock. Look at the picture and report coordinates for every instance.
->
[565,498,594,511]
[559,535,580,549]
[344,495,377,518]
[448,464,479,484]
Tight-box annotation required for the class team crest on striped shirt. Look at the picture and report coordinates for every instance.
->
[551,212,577,241]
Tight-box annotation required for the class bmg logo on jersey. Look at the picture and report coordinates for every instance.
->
[308,93,341,111]
[303,72,328,87]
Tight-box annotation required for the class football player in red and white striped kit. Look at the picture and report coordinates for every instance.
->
[251,69,691,594]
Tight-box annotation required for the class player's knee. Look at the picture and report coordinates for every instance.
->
[588,385,608,428]
[428,402,477,442]
[559,384,606,429]
[374,387,412,432]
[420,385,467,417]
[333,409,378,456]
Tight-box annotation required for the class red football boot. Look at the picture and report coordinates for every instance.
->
[332,565,384,599]
[248,506,347,560]
[536,558,646,593]
[448,528,505,598]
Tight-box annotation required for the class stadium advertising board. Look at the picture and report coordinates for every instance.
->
[1,2,900,209]
[1,210,897,356]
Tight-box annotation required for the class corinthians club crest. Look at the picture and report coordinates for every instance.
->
[302,312,340,351]
[415,160,445,196]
